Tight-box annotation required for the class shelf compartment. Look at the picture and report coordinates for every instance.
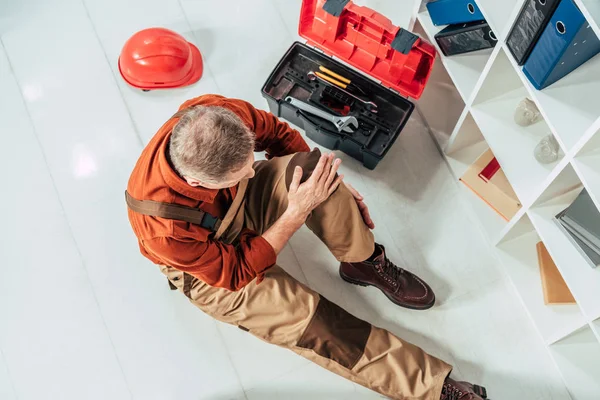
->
[472,48,563,206]
[573,128,600,213]
[446,112,489,178]
[444,112,511,241]
[458,183,510,241]
[549,326,600,400]
[528,164,600,321]
[444,111,525,243]
[416,11,494,100]
[414,20,466,150]
[476,0,522,41]
[513,34,600,151]
[497,214,586,345]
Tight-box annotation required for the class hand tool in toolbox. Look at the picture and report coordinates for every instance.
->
[317,91,352,116]
[261,0,436,169]
[314,65,367,95]
[285,96,358,133]
[307,71,378,113]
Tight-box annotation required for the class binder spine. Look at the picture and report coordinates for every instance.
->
[523,0,600,89]
[506,0,561,65]
[545,23,600,87]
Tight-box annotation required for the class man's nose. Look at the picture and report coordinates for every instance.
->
[247,169,256,179]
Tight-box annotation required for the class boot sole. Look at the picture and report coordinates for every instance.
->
[473,384,488,398]
[339,270,435,311]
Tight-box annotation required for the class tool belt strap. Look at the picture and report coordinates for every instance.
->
[125,191,222,232]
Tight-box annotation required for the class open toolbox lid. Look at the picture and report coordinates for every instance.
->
[299,0,436,99]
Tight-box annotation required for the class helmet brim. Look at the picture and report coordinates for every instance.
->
[183,41,203,87]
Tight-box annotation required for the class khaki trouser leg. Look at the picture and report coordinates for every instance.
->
[161,151,451,399]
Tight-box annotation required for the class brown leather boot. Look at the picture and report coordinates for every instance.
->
[441,377,488,399]
[339,244,435,310]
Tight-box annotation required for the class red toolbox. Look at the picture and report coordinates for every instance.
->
[261,0,436,169]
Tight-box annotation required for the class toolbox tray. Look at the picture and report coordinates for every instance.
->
[262,42,414,170]
[260,0,436,169]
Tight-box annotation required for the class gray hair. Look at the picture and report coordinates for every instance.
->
[169,105,255,182]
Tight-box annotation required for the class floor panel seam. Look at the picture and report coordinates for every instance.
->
[213,321,250,400]
[79,0,145,148]
[0,37,134,400]
[0,346,19,400]
[177,0,223,94]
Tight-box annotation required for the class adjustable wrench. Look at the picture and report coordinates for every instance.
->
[285,97,359,133]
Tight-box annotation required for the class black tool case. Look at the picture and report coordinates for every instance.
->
[260,0,437,169]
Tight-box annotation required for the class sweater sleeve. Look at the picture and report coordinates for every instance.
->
[146,229,277,291]
[223,98,311,157]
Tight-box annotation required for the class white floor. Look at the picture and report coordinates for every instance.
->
[0,0,573,399]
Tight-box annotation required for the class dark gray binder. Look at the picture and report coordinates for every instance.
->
[506,0,561,65]
[555,190,600,269]
[434,20,497,57]
[556,217,600,268]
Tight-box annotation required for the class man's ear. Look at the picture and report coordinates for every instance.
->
[183,176,201,187]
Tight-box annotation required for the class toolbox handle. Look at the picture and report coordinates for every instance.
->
[323,0,394,32]
[323,0,350,17]
[347,3,395,33]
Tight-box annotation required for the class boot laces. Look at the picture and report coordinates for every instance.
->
[441,383,464,400]
[377,256,405,287]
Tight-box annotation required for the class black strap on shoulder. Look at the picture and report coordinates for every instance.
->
[323,0,350,17]
[125,191,222,232]
[391,28,419,55]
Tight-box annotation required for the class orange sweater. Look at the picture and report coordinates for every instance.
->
[127,95,309,290]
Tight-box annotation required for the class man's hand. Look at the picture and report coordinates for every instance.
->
[287,153,344,220]
[346,183,375,229]
[262,153,343,255]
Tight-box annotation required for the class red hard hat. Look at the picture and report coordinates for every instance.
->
[118,27,203,90]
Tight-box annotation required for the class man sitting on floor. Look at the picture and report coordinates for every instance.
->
[126,94,488,400]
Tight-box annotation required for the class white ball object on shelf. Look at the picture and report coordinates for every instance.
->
[514,98,541,126]
[534,134,560,164]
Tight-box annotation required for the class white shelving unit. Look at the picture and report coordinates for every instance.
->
[413,1,600,398]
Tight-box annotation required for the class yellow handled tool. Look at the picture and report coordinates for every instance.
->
[316,65,366,96]
[315,71,348,89]
[319,66,351,84]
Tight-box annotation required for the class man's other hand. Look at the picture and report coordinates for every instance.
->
[346,183,375,229]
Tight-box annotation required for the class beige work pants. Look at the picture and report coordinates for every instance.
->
[161,151,451,399]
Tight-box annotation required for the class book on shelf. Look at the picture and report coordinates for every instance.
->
[536,241,576,305]
[560,188,600,251]
[556,218,600,268]
[554,189,600,268]
[559,217,600,255]
[459,149,522,221]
